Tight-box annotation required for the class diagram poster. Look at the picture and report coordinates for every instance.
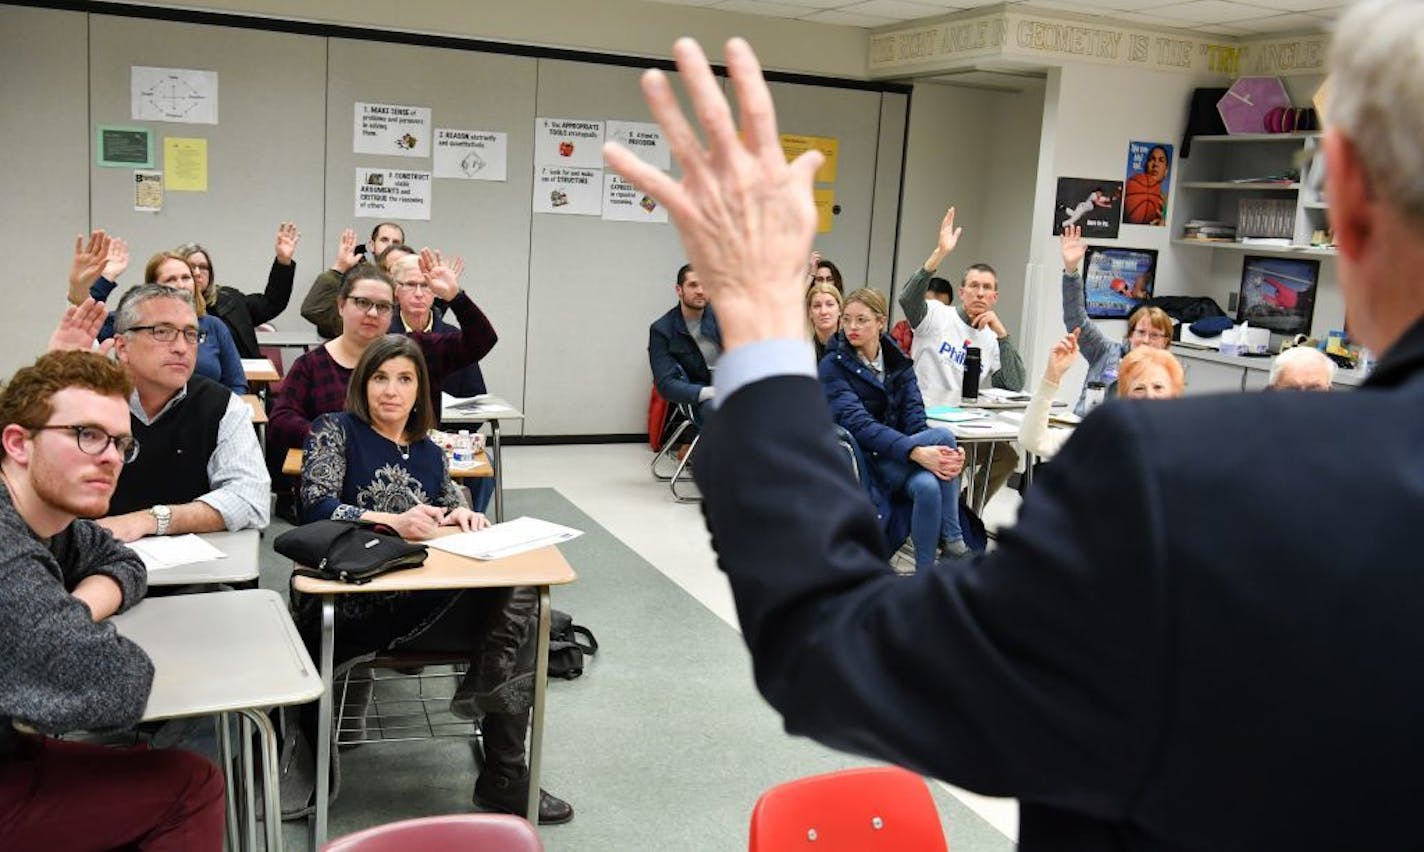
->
[533,166,601,216]
[163,137,208,192]
[134,170,163,212]
[1123,141,1173,226]
[602,173,667,223]
[605,120,670,170]
[780,134,839,184]
[534,118,605,168]
[98,126,152,167]
[433,129,507,181]
[354,102,432,158]
[1053,177,1123,238]
[132,67,218,124]
[355,168,432,220]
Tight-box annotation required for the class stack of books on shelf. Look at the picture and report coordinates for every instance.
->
[1181,220,1237,242]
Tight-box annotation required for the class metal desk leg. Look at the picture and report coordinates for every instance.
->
[491,419,504,523]
[528,586,552,823]
[237,707,284,852]
[976,442,998,515]
[311,596,335,849]
[241,715,257,850]
[218,714,239,852]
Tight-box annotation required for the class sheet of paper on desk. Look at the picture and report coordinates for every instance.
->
[975,388,1031,402]
[925,406,988,422]
[127,534,227,572]
[425,516,583,561]
[442,392,517,415]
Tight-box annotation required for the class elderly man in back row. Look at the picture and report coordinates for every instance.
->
[1270,345,1337,391]
[54,284,269,540]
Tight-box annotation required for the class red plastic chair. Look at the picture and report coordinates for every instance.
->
[322,813,543,851]
[749,766,948,851]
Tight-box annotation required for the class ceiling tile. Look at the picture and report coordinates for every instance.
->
[1142,1,1283,25]
[804,7,903,24]
[1230,11,1332,33]
[711,0,826,18]
[839,0,964,19]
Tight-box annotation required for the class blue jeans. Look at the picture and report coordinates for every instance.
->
[878,427,963,568]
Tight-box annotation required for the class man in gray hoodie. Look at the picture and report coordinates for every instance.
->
[0,346,224,850]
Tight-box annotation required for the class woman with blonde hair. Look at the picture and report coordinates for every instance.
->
[820,288,969,569]
[1019,330,1185,458]
[806,281,843,362]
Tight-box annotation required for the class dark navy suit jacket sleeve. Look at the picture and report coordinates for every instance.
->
[694,374,1166,817]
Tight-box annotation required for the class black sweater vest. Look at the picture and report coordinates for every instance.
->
[109,377,230,516]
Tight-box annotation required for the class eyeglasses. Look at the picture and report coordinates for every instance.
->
[396,281,433,293]
[1131,329,1169,342]
[843,315,880,328]
[125,324,206,345]
[31,424,140,463]
[349,297,395,316]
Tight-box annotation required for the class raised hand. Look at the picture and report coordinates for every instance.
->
[1061,224,1087,274]
[333,228,360,274]
[808,250,822,279]
[1045,328,1081,384]
[603,38,820,351]
[68,230,112,306]
[275,221,301,265]
[419,247,459,301]
[937,206,963,256]
[48,298,114,355]
[103,237,129,281]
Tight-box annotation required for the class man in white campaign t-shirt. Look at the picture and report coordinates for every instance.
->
[898,207,1026,503]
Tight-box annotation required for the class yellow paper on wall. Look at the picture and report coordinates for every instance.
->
[814,188,835,234]
[164,137,208,192]
[780,134,839,184]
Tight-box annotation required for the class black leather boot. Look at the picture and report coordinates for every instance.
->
[450,586,537,719]
[473,710,573,825]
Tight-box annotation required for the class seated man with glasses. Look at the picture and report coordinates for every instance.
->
[53,283,271,543]
[0,347,226,849]
[269,262,496,520]
[1058,224,1174,415]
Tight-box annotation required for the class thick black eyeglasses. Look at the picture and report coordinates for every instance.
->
[349,297,395,316]
[124,324,207,345]
[31,425,140,463]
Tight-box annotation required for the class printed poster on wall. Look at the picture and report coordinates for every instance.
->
[534,166,601,216]
[355,168,432,220]
[814,188,835,234]
[1123,141,1173,226]
[1053,177,1123,239]
[134,170,164,212]
[131,66,218,124]
[433,129,507,181]
[780,134,839,184]
[354,102,432,157]
[602,173,667,223]
[534,118,605,168]
[605,120,670,170]
[97,126,152,168]
[163,137,208,192]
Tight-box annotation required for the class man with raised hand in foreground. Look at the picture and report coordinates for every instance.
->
[604,6,1424,847]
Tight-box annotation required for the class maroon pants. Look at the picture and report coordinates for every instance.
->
[0,734,225,851]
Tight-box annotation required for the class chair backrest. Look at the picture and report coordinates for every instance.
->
[833,425,869,492]
[322,813,543,852]
[749,766,948,852]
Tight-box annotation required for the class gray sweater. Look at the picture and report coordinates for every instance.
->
[0,483,152,757]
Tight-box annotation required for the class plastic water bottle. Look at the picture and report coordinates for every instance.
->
[453,429,472,466]
[1084,381,1106,412]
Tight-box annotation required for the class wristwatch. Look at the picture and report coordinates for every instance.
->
[150,504,172,536]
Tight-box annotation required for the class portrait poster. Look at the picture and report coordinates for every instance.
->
[534,118,605,169]
[533,166,601,216]
[602,173,668,223]
[434,128,507,181]
[1123,141,1173,226]
[1053,177,1122,238]
[354,168,431,220]
[1237,255,1320,335]
[1082,246,1157,319]
[354,102,432,158]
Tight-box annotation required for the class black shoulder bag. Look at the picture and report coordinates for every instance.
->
[274,520,428,585]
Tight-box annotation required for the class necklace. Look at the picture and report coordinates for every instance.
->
[396,442,410,461]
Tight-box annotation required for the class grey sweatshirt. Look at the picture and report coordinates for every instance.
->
[0,483,152,757]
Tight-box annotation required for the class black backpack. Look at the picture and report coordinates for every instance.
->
[547,610,598,680]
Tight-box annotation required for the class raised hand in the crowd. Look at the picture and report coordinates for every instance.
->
[332,227,361,274]
[1045,328,1081,385]
[48,298,113,355]
[67,230,113,306]
[1061,224,1087,274]
[275,221,301,265]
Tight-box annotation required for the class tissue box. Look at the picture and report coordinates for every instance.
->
[1220,324,1271,356]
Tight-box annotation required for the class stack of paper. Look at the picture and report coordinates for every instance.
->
[925,406,989,423]
[425,516,583,561]
[127,534,227,573]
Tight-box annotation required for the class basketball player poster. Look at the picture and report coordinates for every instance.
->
[1053,177,1123,239]
[1124,140,1173,226]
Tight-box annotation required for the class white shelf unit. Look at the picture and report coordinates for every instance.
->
[1174,133,1332,253]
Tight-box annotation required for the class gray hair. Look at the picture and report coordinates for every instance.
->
[113,283,196,334]
[1327,0,1424,223]
[1269,346,1337,388]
